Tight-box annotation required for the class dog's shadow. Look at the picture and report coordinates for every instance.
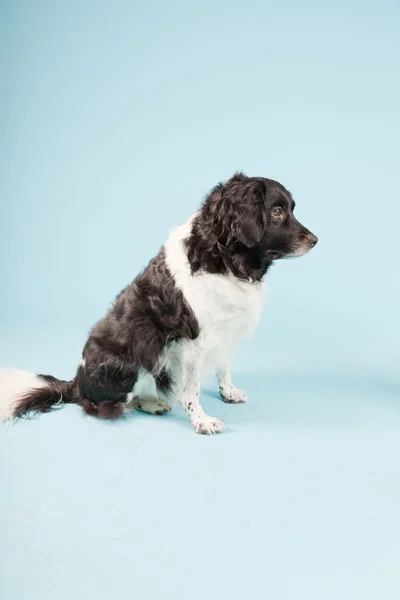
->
[123,369,400,432]
[199,369,400,430]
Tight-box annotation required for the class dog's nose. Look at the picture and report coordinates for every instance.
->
[306,233,318,248]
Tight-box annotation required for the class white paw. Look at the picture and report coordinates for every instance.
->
[220,385,247,404]
[193,415,225,435]
[130,397,171,416]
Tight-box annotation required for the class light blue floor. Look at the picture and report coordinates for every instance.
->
[1,330,400,600]
[2,1,400,597]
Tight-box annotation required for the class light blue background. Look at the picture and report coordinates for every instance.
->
[1,1,400,598]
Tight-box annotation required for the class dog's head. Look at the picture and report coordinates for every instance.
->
[212,172,318,259]
[186,172,318,280]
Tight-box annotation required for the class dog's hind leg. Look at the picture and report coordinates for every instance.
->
[127,370,171,415]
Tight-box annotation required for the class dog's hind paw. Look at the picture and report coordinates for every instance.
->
[130,397,171,416]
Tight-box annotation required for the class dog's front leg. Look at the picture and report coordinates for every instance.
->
[216,362,247,404]
[178,344,225,435]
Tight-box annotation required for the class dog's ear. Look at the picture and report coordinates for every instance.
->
[197,175,266,249]
[228,179,266,247]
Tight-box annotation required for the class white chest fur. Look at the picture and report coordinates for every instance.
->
[164,218,267,370]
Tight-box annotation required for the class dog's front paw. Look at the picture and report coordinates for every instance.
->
[193,415,225,435]
[219,385,247,404]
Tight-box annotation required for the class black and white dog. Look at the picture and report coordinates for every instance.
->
[0,173,318,434]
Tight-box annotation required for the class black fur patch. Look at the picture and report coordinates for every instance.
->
[154,368,173,394]
[77,249,198,417]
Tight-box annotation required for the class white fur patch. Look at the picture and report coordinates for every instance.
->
[157,216,267,433]
[164,217,266,373]
[0,369,47,422]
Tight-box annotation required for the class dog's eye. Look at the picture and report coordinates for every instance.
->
[272,207,282,217]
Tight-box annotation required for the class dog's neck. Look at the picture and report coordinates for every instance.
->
[183,213,272,282]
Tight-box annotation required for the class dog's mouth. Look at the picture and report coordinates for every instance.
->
[264,250,282,259]
[268,234,319,260]
[285,235,319,258]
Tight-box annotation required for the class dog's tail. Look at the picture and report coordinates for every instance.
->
[0,368,79,422]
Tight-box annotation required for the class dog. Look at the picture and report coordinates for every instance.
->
[0,173,318,434]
